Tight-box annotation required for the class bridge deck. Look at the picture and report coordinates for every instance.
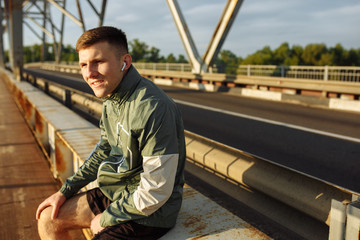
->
[0,78,85,240]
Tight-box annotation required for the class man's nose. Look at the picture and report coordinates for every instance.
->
[85,63,98,78]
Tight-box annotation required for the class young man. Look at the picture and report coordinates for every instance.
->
[36,26,186,240]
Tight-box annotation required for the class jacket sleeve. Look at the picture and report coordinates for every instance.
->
[100,100,180,227]
[59,118,111,199]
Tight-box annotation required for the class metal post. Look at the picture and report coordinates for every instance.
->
[42,0,47,62]
[329,199,347,240]
[0,0,5,68]
[324,65,329,81]
[8,0,23,81]
[281,65,285,77]
[56,0,66,63]
[64,89,72,109]
[345,201,360,240]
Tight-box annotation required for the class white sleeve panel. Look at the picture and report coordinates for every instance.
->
[133,154,179,216]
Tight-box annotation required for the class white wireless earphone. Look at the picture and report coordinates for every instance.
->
[121,62,126,72]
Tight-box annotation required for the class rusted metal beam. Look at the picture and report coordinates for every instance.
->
[0,0,5,67]
[166,0,242,74]
[47,0,83,28]
[98,0,107,27]
[202,0,243,73]
[75,0,85,31]
[166,0,204,74]
[7,0,23,80]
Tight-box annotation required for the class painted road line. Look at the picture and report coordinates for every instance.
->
[174,99,360,144]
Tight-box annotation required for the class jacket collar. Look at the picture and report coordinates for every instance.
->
[103,65,141,105]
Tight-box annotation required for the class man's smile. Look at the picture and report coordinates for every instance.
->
[90,79,104,88]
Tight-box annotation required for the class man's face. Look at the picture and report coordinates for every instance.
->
[79,41,124,98]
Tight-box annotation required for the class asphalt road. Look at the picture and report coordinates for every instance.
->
[24,68,360,193]
[168,88,360,192]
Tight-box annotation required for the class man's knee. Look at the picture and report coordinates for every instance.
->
[38,206,62,233]
[37,206,73,239]
[38,206,52,223]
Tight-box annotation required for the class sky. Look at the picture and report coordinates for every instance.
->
[16,0,360,59]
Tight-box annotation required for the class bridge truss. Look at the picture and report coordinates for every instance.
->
[0,0,241,79]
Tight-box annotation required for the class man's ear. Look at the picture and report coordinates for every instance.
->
[122,54,132,71]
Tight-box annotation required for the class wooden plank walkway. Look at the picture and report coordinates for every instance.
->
[0,78,85,240]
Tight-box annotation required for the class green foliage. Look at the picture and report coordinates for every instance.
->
[23,44,37,63]
[128,39,187,63]
[215,50,238,74]
[129,39,149,62]
[215,42,359,74]
[273,42,291,65]
[22,43,63,63]
[147,47,163,62]
[177,54,188,63]
[302,43,327,65]
[20,39,359,70]
[241,46,273,65]
[165,53,177,63]
[61,44,78,62]
[21,39,189,64]
[284,45,303,65]
[239,42,359,67]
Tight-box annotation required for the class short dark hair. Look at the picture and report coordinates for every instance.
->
[76,26,128,55]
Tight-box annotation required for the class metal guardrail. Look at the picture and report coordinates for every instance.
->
[24,72,103,121]
[25,62,360,82]
[24,62,360,103]
[12,66,360,238]
[237,65,360,82]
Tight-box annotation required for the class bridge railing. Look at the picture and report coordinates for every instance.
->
[237,65,360,82]
[23,62,360,114]
[26,62,360,82]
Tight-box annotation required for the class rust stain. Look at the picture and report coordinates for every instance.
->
[17,91,25,110]
[24,98,32,120]
[244,225,271,239]
[190,223,207,235]
[81,130,100,146]
[35,110,43,134]
[55,138,66,173]
[190,233,210,240]
[183,215,207,234]
[183,187,197,199]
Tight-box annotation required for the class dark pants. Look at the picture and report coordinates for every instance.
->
[87,188,171,240]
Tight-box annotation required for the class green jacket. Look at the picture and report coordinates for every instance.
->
[60,66,186,228]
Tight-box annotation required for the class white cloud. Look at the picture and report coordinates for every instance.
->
[17,0,360,59]
[113,13,141,23]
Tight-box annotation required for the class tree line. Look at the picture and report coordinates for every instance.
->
[11,38,188,64]
[216,42,360,74]
[6,39,359,74]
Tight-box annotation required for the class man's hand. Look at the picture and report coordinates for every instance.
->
[91,213,105,234]
[36,191,67,220]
